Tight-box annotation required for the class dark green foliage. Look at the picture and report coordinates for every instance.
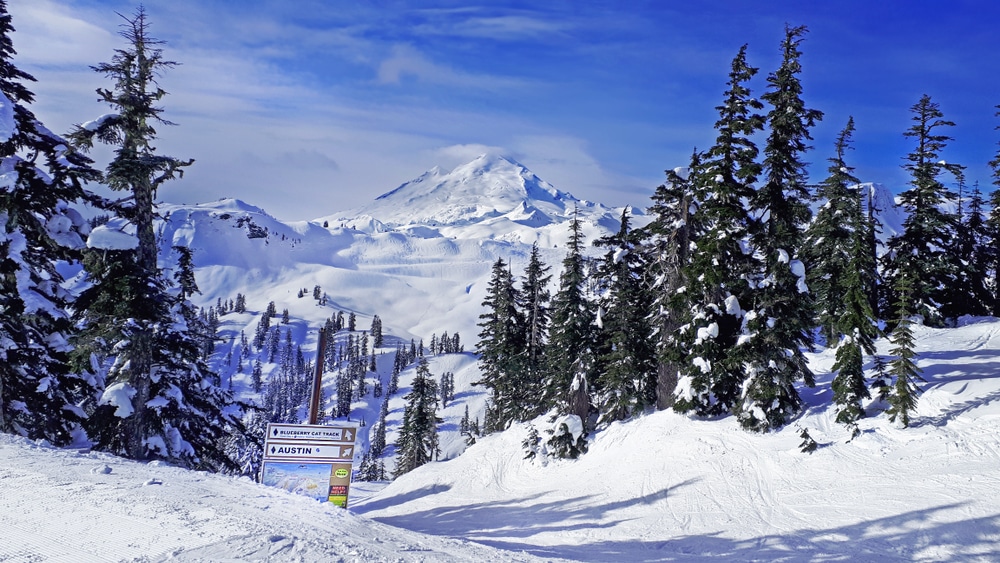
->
[394,357,441,476]
[672,45,762,417]
[798,427,818,453]
[640,155,700,410]
[545,211,596,425]
[474,257,528,430]
[519,243,551,418]
[882,95,965,325]
[592,207,657,423]
[544,416,588,460]
[739,25,821,432]
[984,108,1000,315]
[69,9,244,468]
[522,425,540,460]
[371,314,383,348]
[0,1,101,443]
[807,118,880,434]
[886,275,924,428]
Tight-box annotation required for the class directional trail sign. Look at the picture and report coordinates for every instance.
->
[266,424,357,444]
[261,422,359,508]
[263,442,355,462]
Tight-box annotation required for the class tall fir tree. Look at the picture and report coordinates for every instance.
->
[474,257,527,430]
[519,243,551,419]
[806,118,864,344]
[882,95,965,325]
[69,9,242,468]
[641,155,701,409]
[814,119,880,436]
[592,207,657,423]
[740,25,821,432]
[885,274,923,428]
[958,182,991,316]
[672,45,763,417]
[545,210,596,428]
[393,357,441,476]
[984,106,1000,314]
[0,1,102,443]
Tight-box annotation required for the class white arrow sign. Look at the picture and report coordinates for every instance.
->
[266,423,358,444]
[264,441,355,462]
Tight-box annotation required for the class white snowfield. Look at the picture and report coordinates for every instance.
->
[2,319,1000,562]
[0,436,550,562]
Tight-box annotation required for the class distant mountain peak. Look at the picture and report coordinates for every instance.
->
[342,154,582,228]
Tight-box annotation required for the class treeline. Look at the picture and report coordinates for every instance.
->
[476,25,1000,457]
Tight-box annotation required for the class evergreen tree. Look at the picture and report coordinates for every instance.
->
[739,25,821,432]
[393,357,441,476]
[545,210,597,426]
[959,182,991,316]
[641,155,700,410]
[816,120,880,437]
[806,118,864,344]
[474,257,527,429]
[370,396,388,457]
[989,106,1000,314]
[672,45,763,417]
[70,10,247,468]
[883,95,965,325]
[371,314,383,348]
[592,207,657,423]
[519,243,552,418]
[885,274,924,428]
[0,2,102,443]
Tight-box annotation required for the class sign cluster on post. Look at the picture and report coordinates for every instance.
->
[261,422,359,507]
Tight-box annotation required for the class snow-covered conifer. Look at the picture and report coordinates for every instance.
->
[739,25,822,432]
[592,207,657,423]
[882,95,965,325]
[0,1,101,443]
[672,45,762,418]
[394,357,441,476]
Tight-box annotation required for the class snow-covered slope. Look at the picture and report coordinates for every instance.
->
[3,319,999,561]
[355,318,1000,561]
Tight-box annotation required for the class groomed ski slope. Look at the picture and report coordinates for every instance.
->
[2,319,1000,562]
[355,318,1000,562]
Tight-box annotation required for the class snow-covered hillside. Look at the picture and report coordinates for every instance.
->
[2,319,999,561]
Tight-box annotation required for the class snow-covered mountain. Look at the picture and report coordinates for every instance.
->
[331,153,600,228]
[322,153,625,243]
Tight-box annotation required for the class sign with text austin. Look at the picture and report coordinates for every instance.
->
[261,423,359,508]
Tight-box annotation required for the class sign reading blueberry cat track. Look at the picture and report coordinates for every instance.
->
[261,423,358,508]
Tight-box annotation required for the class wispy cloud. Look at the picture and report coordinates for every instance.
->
[376,43,525,90]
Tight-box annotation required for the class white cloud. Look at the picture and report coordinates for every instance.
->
[376,44,525,90]
[9,0,117,67]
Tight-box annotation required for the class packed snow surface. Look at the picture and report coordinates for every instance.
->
[3,320,1000,561]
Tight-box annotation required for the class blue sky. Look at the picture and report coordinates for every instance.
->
[9,0,1000,220]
